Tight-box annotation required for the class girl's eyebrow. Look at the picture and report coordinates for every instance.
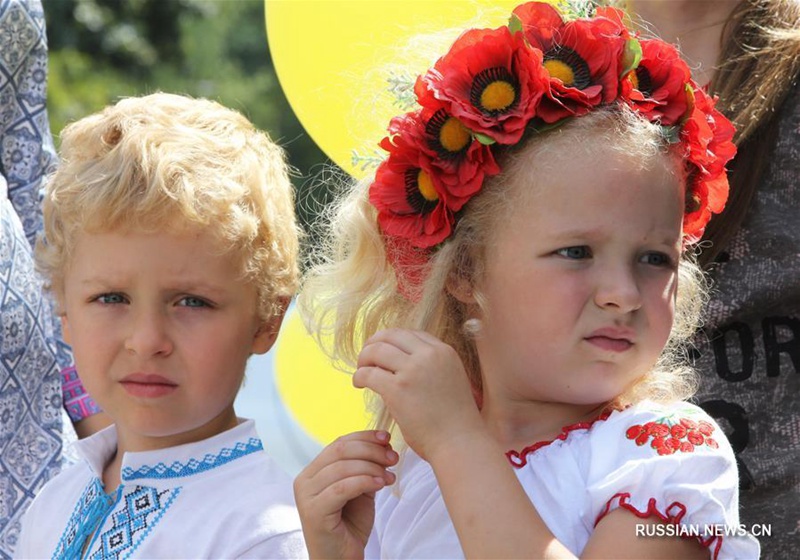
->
[548,226,610,240]
[549,227,681,246]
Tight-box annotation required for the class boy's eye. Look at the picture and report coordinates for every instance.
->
[95,293,126,304]
[177,296,209,308]
[640,252,673,267]
[556,246,591,259]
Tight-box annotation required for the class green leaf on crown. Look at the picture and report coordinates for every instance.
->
[620,38,643,78]
[473,132,497,146]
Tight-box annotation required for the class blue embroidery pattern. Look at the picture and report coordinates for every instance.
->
[121,437,263,481]
[51,480,181,560]
[87,486,181,560]
[52,479,114,559]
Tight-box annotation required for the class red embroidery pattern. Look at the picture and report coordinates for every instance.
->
[626,416,719,455]
[596,492,722,560]
[506,410,613,468]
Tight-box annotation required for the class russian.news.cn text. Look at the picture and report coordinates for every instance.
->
[635,523,771,538]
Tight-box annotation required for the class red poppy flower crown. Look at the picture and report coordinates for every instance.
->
[368,2,736,293]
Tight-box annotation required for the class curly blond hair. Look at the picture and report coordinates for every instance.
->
[37,92,300,320]
[300,107,707,428]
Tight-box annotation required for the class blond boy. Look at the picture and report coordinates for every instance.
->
[17,93,307,559]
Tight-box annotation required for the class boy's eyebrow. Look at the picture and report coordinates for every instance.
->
[170,282,229,297]
[77,277,230,296]
[78,277,123,288]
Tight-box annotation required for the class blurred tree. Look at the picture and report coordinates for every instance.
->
[43,0,333,245]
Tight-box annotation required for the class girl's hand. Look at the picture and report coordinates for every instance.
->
[293,430,398,560]
[354,328,486,463]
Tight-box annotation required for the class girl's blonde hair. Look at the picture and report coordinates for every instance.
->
[37,92,300,320]
[300,106,706,428]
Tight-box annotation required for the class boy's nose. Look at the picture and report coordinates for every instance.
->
[593,267,643,314]
[124,309,174,357]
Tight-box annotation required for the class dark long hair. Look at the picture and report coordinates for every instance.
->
[700,0,800,265]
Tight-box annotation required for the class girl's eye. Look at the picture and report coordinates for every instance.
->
[556,246,591,259]
[640,252,673,267]
[95,293,126,305]
[178,296,209,308]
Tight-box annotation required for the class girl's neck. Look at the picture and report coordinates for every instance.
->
[480,397,607,451]
[627,0,740,86]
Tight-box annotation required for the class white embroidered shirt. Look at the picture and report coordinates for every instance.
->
[17,419,307,559]
[366,400,760,559]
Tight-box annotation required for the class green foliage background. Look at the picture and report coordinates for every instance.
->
[43,0,331,244]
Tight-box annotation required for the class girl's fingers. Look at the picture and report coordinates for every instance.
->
[299,430,392,478]
[304,474,387,521]
[308,457,397,495]
[353,366,395,393]
[296,473,386,532]
[295,431,398,507]
[413,329,444,346]
[364,328,432,355]
[357,340,410,371]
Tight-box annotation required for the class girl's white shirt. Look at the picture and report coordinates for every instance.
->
[366,400,760,559]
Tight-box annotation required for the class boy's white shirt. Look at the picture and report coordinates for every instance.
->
[366,400,760,560]
[17,419,307,559]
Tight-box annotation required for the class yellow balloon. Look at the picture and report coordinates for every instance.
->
[274,306,370,444]
[266,1,531,447]
[266,0,524,179]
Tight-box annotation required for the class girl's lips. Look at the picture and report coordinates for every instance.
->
[585,336,633,352]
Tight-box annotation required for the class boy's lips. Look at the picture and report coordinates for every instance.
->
[120,373,178,398]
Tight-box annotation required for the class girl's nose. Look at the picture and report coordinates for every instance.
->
[124,309,174,357]
[593,266,643,314]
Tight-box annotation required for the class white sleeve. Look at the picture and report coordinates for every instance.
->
[585,402,760,559]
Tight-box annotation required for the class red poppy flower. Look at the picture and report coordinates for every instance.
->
[370,151,454,249]
[683,165,730,242]
[593,5,630,35]
[513,2,627,123]
[625,39,693,126]
[682,168,713,242]
[680,86,736,241]
[369,110,497,248]
[415,25,548,144]
[682,87,736,176]
[417,105,500,207]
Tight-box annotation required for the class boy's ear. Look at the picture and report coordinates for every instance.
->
[61,316,72,345]
[251,297,290,355]
[445,273,476,304]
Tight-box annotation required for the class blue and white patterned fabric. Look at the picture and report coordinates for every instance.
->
[16,420,308,559]
[0,182,62,558]
[0,1,67,557]
[0,0,56,246]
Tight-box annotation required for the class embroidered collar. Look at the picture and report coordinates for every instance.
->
[74,419,264,485]
[505,409,615,468]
